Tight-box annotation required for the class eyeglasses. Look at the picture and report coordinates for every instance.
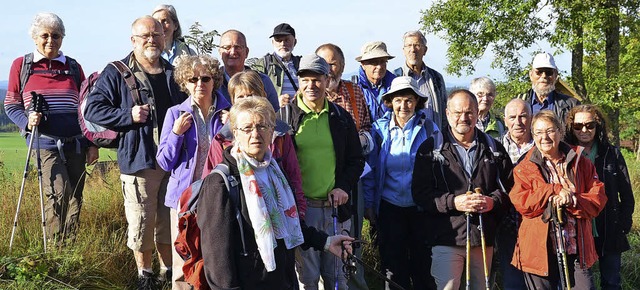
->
[133,33,164,41]
[187,76,213,83]
[572,121,596,131]
[39,33,62,40]
[532,127,558,137]
[219,45,246,52]
[534,68,555,77]
[236,124,272,134]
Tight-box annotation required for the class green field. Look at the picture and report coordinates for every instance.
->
[0,132,117,173]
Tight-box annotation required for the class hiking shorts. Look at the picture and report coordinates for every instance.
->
[121,166,171,251]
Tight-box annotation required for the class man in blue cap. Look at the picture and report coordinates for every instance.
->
[278,54,364,290]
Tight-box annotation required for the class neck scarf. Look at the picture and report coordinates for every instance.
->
[230,145,304,272]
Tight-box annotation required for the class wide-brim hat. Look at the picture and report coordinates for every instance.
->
[355,41,395,62]
[381,76,427,103]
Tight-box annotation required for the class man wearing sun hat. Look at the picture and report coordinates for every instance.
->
[249,23,301,108]
[517,52,579,127]
[278,54,364,290]
[354,41,397,121]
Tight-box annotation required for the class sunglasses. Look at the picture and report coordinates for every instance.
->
[572,121,597,131]
[187,76,212,83]
[534,68,555,77]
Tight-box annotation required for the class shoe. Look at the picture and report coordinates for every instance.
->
[137,270,158,290]
[158,269,172,289]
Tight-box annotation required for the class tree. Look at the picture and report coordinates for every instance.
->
[420,0,639,145]
[183,22,219,55]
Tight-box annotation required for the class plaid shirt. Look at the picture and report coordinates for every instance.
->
[327,80,372,132]
[544,155,578,255]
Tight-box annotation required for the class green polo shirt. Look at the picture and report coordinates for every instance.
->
[295,95,336,200]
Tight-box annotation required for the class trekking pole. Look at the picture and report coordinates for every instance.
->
[556,205,572,290]
[9,92,48,253]
[465,190,472,290]
[331,194,339,290]
[474,188,490,290]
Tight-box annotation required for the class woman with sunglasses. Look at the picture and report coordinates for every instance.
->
[156,54,230,288]
[565,104,634,290]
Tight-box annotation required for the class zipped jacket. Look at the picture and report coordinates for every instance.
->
[510,143,606,276]
[412,127,513,247]
[156,92,230,209]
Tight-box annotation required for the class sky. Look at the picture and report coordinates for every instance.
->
[0,0,570,87]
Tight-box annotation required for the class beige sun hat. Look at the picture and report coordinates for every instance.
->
[355,41,395,62]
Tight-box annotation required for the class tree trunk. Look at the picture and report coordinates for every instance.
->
[571,18,587,101]
[604,0,621,146]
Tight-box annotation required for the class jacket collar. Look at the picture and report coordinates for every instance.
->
[529,141,577,166]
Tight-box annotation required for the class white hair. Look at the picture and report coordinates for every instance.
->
[29,12,65,39]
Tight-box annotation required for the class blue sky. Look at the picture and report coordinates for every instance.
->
[0,0,570,87]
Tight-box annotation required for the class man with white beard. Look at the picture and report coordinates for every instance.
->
[85,16,187,289]
[517,52,579,128]
[394,30,447,130]
[249,23,301,108]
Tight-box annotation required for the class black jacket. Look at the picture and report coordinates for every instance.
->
[278,98,365,221]
[593,142,634,255]
[518,89,579,127]
[412,127,514,247]
[198,148,328,290]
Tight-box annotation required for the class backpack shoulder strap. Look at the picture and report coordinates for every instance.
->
[211,163,248,255]
[65,56,82,91]
[19,53,34,96]
[110,60,141,105]
[345,82,360,130]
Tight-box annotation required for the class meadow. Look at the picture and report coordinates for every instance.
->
[0,131,638,289]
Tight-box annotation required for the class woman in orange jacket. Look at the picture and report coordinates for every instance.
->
[510,110,607,289]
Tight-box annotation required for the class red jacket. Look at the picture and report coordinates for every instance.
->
[202,121,307,219]
[510,143,606,276]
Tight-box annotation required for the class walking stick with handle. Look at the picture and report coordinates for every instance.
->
[474,188,491,290]
[465,190,472,290]
[9,92,48,253]
[331,194,339,290]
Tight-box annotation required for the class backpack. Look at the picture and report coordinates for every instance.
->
[19,53,82,96]
[174,163,246,290]
[77,61,141,148]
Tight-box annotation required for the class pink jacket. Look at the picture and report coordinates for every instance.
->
[202,122,307,219]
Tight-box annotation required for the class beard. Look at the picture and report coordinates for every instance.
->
[275,49,292,60]
[139,46,161,61]
[533,82,556,98]
[327,74,341,92]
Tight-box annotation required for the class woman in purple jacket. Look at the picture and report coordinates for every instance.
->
[156,54,230,288]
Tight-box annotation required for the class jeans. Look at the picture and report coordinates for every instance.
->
[598,254,622,290]
[496,226,526,289]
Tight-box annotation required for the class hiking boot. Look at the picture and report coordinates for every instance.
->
[137,270,158,290]
[158,269,172,289]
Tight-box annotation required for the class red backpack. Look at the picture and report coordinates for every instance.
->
[78,61,140,148]
[174,163,246,289]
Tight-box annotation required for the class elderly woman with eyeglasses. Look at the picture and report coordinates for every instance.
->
[509,110,606,289]
[156,54,230,288]
[202,70,308,220]
[565,104,634,290]
[3,12,98,245]
[197,97,352,289]
[151,4,195,64]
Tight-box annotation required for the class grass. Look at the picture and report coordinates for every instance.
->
[0,144,638,289]
[0,131,117,173]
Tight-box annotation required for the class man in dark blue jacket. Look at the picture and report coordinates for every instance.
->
[84,16,187,288]
[354,41,396,122]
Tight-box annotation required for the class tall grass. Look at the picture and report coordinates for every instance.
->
[0,149,638,289]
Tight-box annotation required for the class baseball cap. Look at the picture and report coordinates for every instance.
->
[355,41,395,62]
[297,54,329,76]
[532,52,557,70]
[270,23,296,38]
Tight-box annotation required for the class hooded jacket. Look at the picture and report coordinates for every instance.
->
[510,143,607,276]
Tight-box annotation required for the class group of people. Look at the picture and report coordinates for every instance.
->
[4,5,634,290]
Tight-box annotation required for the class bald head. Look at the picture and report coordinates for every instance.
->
[218,29,249,75]
[504,98,532,142]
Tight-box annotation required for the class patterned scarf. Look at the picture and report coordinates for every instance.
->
[230,145,304,272]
